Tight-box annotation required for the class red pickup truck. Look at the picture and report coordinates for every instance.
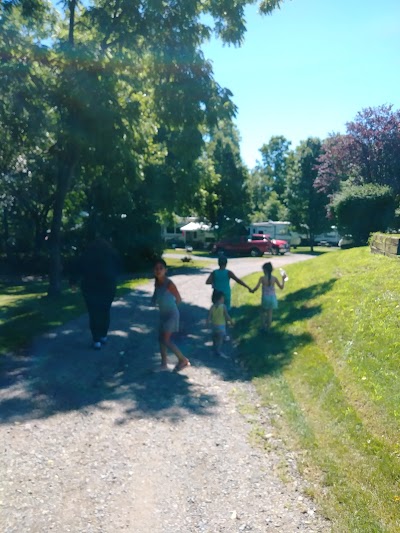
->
[212,234,290,257]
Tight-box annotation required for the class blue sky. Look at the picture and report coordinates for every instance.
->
[202,0,400,169]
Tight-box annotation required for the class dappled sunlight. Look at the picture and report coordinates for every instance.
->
[0,287,246,426]
[112,299,131,308]
[60,329,76,336]
[111,329,129,338]
[42,331,57,339]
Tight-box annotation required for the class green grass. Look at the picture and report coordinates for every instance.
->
[162,256,213,268]
[290,245,339,255]
[233,247,400,532]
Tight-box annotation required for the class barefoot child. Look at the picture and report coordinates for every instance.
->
[152,259,190,371]
[207,290,233,356]
[251,262,286,332]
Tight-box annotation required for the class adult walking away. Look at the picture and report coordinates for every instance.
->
[206,255,252,310]
[70,238,121,350]
[251,261,286,332]
[152,258,190,372]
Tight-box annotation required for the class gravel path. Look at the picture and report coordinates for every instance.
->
[0,254,331,532]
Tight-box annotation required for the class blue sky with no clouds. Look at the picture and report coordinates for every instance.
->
[202,0,400,168]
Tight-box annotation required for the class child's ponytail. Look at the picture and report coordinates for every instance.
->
[262,262,273,285]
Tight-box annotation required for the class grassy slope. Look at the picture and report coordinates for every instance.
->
[233,248,400,532]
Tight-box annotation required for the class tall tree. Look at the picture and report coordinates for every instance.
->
[315,105,400,198]
[0,3,56,259]
[286,138,330,250]
[2,0,286,294]
[258,135,291,199]
[199,119,250,233]
[248,135,291,221]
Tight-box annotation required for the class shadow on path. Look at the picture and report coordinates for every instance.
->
[0,271,333,426]
[0,284,243,426]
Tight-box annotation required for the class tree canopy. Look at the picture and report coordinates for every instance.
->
[0,0,284,292]
[315,105,400,198]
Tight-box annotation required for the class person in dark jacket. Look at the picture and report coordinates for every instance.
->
[71,238,121,350]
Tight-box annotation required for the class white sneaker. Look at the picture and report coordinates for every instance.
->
[100,336,108,344]
[93,342,101,350]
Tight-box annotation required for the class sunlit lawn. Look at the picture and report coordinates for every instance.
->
[233,247,400,532]
[289,245,339,255]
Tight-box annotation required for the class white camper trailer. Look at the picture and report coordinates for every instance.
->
[249,221,301,247]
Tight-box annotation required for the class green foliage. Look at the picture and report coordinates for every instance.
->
[285,137,330,243]
[257,135,291,199]
[248,135,290,221]
[199,119,250,232]
[332,183,395,244]
[234,248,400,532]
[252,190,287,221]
[1,0,284,292]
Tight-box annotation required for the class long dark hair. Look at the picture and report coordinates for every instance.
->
[262,262,273,285]
[153,258,168,286]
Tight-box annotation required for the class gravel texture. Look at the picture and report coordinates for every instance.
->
[0,255,332,532]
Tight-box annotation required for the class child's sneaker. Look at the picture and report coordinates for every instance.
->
[100,336,108,344]
[93,341,101,350]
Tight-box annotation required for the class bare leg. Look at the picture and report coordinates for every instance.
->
[212,332,219,354]
[266,309,273,330]
[215,332,224,355]
[261,310,271,331]
[160,331,189,366]
[212,331,224,354]
[159,332,169,368]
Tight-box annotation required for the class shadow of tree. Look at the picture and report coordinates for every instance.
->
[0,274,336,426]
[0,282,236,426]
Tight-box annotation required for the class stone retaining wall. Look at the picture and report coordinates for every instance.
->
[370,233,400,257]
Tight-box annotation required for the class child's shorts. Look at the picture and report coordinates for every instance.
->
[212,325,226,336]
[262,295,278,310]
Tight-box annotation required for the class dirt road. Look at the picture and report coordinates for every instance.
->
[0,253,331,532]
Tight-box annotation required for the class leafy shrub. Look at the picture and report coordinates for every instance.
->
[332,183,395,244]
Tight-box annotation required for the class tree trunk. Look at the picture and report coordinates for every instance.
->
[310,232,314,253]
[47,161,75,297]
[47,0,77,297]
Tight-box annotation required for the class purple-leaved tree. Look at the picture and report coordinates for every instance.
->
[315,104,400,198]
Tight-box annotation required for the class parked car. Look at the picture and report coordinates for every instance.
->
[212,234,290,257]
[314,228,341,246]
[338,235,354,249]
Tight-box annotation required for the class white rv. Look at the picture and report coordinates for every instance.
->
[248,221,301,247]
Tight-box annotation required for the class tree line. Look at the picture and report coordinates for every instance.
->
[248,104,400,247]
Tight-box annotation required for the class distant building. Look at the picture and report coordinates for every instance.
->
[161,216,215,249]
